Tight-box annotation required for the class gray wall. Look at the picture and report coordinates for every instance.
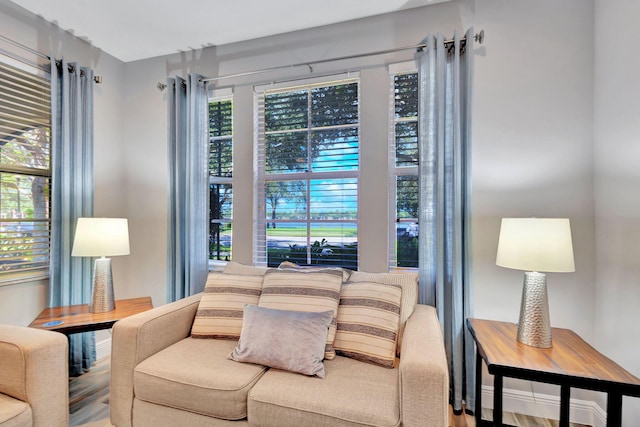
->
[1,0,638,422]
[119,0,469,303]
[594,0,640,422]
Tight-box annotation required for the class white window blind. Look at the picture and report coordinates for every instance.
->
[389,71,419,269]
[255,78,359,269]
[209,94,233,264]
[0,60,51,283]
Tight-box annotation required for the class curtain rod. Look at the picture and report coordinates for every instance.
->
[200,30,484,84]
[0,33,103,83]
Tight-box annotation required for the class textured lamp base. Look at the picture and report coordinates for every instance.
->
[517,271,552,348]
[90,257,116,313]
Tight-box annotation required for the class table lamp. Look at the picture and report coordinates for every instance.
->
[496,218,575,348]
[72,218,130,313]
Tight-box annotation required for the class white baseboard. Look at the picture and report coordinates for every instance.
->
[96,336,112,361]
[481,385,607,427]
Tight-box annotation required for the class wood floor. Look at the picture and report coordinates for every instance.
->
[69,357,111,427]
[70,357,590,427]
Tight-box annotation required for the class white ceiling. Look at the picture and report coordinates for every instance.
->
[10,0,450,63]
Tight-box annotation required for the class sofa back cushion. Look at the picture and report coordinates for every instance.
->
[191,273,263,339]
[334,281,402,368]
[278,261,352,281]
[223,261,272,276]
[258,269,343,359]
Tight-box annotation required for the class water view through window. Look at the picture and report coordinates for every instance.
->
[260,80,359,269]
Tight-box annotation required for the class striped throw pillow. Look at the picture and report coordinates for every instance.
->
[334,281,402,368]
[258,269,343,359]
[191,273,264,339]
[348,271,418,356]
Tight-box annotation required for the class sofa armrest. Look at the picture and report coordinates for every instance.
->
[110,293,202,427]
[0,325,68,427]
[399,304,449,427]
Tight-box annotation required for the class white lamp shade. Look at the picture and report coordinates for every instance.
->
[72,218,130,257]
[496,218,575,273]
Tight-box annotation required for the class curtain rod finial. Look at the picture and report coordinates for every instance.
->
[94,75,102,84]
[157,82,167,91]
[474,30,485,44]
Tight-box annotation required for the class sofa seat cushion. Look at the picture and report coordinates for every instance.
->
[247,356,400,427]
[0,393,32,427]
[134,338,267,420]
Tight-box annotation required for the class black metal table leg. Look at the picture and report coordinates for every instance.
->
[560,385,570,427]
[475,350,483,425]
[606,392,622,427]
[494,374,503,425]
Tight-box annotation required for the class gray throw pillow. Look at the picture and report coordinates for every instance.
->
[228,305,333,378]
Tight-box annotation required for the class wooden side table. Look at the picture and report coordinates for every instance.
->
[29,297,153,335]
[467,318,640,427]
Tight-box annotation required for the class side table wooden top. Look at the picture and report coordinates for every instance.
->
[467,318,640,395]
[29,296,153,335]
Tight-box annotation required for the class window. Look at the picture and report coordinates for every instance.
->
[389,71,419,268]
[255,78,359,269]
[0,60,51,283]
[208,95,233,264]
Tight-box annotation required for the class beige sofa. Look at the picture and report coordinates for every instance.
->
[110,272,449,427]
[0,325,68,427]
